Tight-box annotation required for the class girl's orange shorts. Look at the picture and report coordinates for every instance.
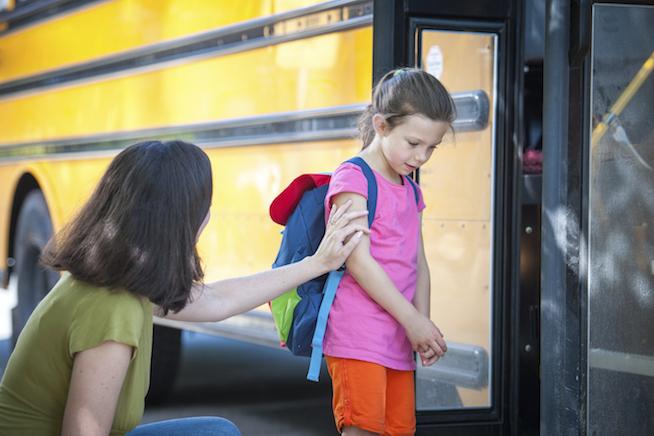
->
[325,356,416,436]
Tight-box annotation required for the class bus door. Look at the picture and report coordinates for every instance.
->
[541,0,654,434]
[373,1,522,434]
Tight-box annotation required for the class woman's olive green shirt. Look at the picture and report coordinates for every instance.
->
[0,273,153,435]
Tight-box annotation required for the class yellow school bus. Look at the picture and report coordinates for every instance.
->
[0,0,507,430]
[4,0,652,434]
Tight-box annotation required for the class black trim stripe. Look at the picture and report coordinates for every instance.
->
[0,0,373,99]
[0,91,491,161]
[0,0,103,35]
[0,105,365,160]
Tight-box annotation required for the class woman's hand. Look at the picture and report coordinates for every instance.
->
[312,200,370,273]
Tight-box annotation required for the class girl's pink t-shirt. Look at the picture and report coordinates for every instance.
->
[323,162,425,370]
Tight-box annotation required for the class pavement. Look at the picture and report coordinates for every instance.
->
[144,332,336,435]
[0,282,15,374]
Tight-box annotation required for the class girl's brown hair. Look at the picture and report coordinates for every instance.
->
[41,140,212,314]
[358,68,456,148]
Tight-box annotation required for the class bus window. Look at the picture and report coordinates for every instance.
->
[414,29,497,410]
[588,4,654,435]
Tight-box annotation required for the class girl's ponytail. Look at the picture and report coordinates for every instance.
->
[357,104,376,149]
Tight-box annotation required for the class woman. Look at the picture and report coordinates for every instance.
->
[0,140,367,436]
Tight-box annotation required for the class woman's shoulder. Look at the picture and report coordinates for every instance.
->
[59,273,151,315]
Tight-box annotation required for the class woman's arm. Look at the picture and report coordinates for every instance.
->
[62,341,132,436]
[329,193,446,358]
[161,201,368,322]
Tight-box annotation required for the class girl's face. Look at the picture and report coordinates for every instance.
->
[375,114,450,177]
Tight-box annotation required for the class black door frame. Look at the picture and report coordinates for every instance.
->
[541,1,654,434]
[372,1,524,434]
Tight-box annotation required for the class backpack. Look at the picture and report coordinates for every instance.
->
[268,157,419,381]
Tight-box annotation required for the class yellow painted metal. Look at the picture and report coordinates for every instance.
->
[418,30,496,407]
[0,156,115,266]
[197,139,360,282]
[0,0,325,84]
[0,137,360,286]
[591,50,654,148]
[0,165,28,266]
[0,27,372,144]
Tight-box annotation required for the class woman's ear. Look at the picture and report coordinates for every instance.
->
[372,114,388,136]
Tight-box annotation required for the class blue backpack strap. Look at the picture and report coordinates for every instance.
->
[306,157,378,381]
[404,175,420,207]
[307,269,344,381]
[345,157,377,228]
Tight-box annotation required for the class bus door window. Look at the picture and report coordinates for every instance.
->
[588,4,654,435]
[414,29,497,411]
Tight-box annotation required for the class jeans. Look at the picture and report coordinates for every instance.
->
[127,416,241,436]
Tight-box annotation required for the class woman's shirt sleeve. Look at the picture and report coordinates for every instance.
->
[68,290,145,361]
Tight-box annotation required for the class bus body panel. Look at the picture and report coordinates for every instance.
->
[0,0,497,412]
[0,27,373,144]
[0,0,327,83]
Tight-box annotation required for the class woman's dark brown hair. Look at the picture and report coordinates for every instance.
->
[41,140,212,314]
[358,68,457,148]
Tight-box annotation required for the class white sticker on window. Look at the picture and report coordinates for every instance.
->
[425,45,444,79]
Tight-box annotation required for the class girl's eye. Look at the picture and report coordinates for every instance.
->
[408,141,419,147]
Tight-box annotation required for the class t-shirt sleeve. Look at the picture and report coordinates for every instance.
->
[68,290,145,360]
[324,163,369,216]
[416,182,426,212]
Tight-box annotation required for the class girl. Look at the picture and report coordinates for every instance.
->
[0,140,368,436]
[323,68,455,436]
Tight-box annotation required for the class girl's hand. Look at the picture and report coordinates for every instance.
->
[419,345,443,367]
[312,200,370,272]
[405,314,447,365]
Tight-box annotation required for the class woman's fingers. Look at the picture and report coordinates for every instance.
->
[317,201,370,270]
[339,210,369,223]
[336,224,370,242]
[328,202,368,230]
[341,231,364,255]
[326,209,369,242]
[328,200,351,225]
[327,200,342,223]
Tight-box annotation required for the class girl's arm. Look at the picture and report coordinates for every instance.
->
[161,201,368,322]
[330,192,446,358]
[62,341,132,436]
[413,217,446,365]
[413,215,430,317]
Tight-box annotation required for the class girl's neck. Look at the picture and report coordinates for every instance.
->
[359,139,403,185]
